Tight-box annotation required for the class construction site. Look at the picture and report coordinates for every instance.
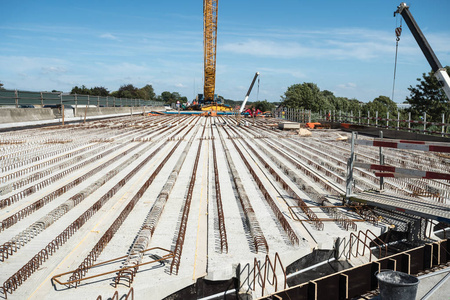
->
[1,1,450,300]
[0,113,448,300]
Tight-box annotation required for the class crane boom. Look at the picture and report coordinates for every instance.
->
[203,0,218,102]
[240,72,260,113]
[395,2,450,100]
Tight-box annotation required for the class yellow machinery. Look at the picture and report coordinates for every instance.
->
[203,0,218,102]
[196,0,232,112]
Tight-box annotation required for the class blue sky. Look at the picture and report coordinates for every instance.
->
[0,0,449,103]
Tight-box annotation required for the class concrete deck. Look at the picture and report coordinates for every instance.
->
[0,115,448,299]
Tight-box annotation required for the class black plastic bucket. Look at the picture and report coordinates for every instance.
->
[376,270,419,300]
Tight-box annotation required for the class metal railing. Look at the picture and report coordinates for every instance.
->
[0,89,164,108]
[320,109,450,137]
[273,107,450,136]
[272,108,314,123]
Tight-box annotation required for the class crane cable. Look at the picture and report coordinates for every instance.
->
[256,76,260,101]
[391,18,402,102]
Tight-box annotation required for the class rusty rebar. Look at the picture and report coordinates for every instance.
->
[170,123,206,275]
[211,123,228,253]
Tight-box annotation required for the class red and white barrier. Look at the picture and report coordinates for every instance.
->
[355,162,450,180]
[354,139,450,153]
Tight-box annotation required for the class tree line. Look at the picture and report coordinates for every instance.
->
[3,65,448,119]
[280,66,450,123]
[70,84,188,105]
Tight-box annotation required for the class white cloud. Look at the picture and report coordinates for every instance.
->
[337,82,357,89]
[99,33,119,40]
[220,27,450,62]
[0,56,69,74]
[221,37,393,61]
[41,66,67,74]
[259,67,306,79]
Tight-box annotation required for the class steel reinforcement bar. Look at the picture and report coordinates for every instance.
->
[264,139,343,195]
[211,122,228,253]
[321,199,357,231]
[0,125,170,232]
[1,125,189,296]
[115,118,201,283]
[67,124,194,285]
[241,125,373,228]
[170,123,206,275]
[0,128,173,261]
[216,124,268,254]
[0,142,125,209]
[3,124,152,191]
[223,126,300,244]
[234,128,324,231]
[0,124,133,173]
[0,142,99,186]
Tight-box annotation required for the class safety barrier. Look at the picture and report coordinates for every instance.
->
[261,238,449,299]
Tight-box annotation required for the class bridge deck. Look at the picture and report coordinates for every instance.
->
[349,191,450,223]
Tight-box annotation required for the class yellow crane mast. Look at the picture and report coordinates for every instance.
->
[203,0,218,102]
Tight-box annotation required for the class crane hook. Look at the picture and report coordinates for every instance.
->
[395,26,402,42]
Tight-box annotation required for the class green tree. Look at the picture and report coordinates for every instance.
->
[71,85,109,96]
[116,84,139,99]
[281,82,331,112]
[363,95,398,118]
[405,66,450,121]
[159,91,173,103]
[71,85,91,95]
[252,100,275,112]
[90,86,109,96]
[0,81,4,90]
[158,91,188,104]
[321,90,338,110]
[137,84,155,100]
[347,98,363,114]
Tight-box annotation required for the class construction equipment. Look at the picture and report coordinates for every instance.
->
[239,72,260,113]
[203,0,218,102]
[186,0,231,112]
[395,3,450,100]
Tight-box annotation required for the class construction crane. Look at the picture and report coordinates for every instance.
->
[394,2,450,100]
[203,0,218,103]
[188,0,232,113]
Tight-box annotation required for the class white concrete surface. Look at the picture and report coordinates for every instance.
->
[0,115,447,300]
